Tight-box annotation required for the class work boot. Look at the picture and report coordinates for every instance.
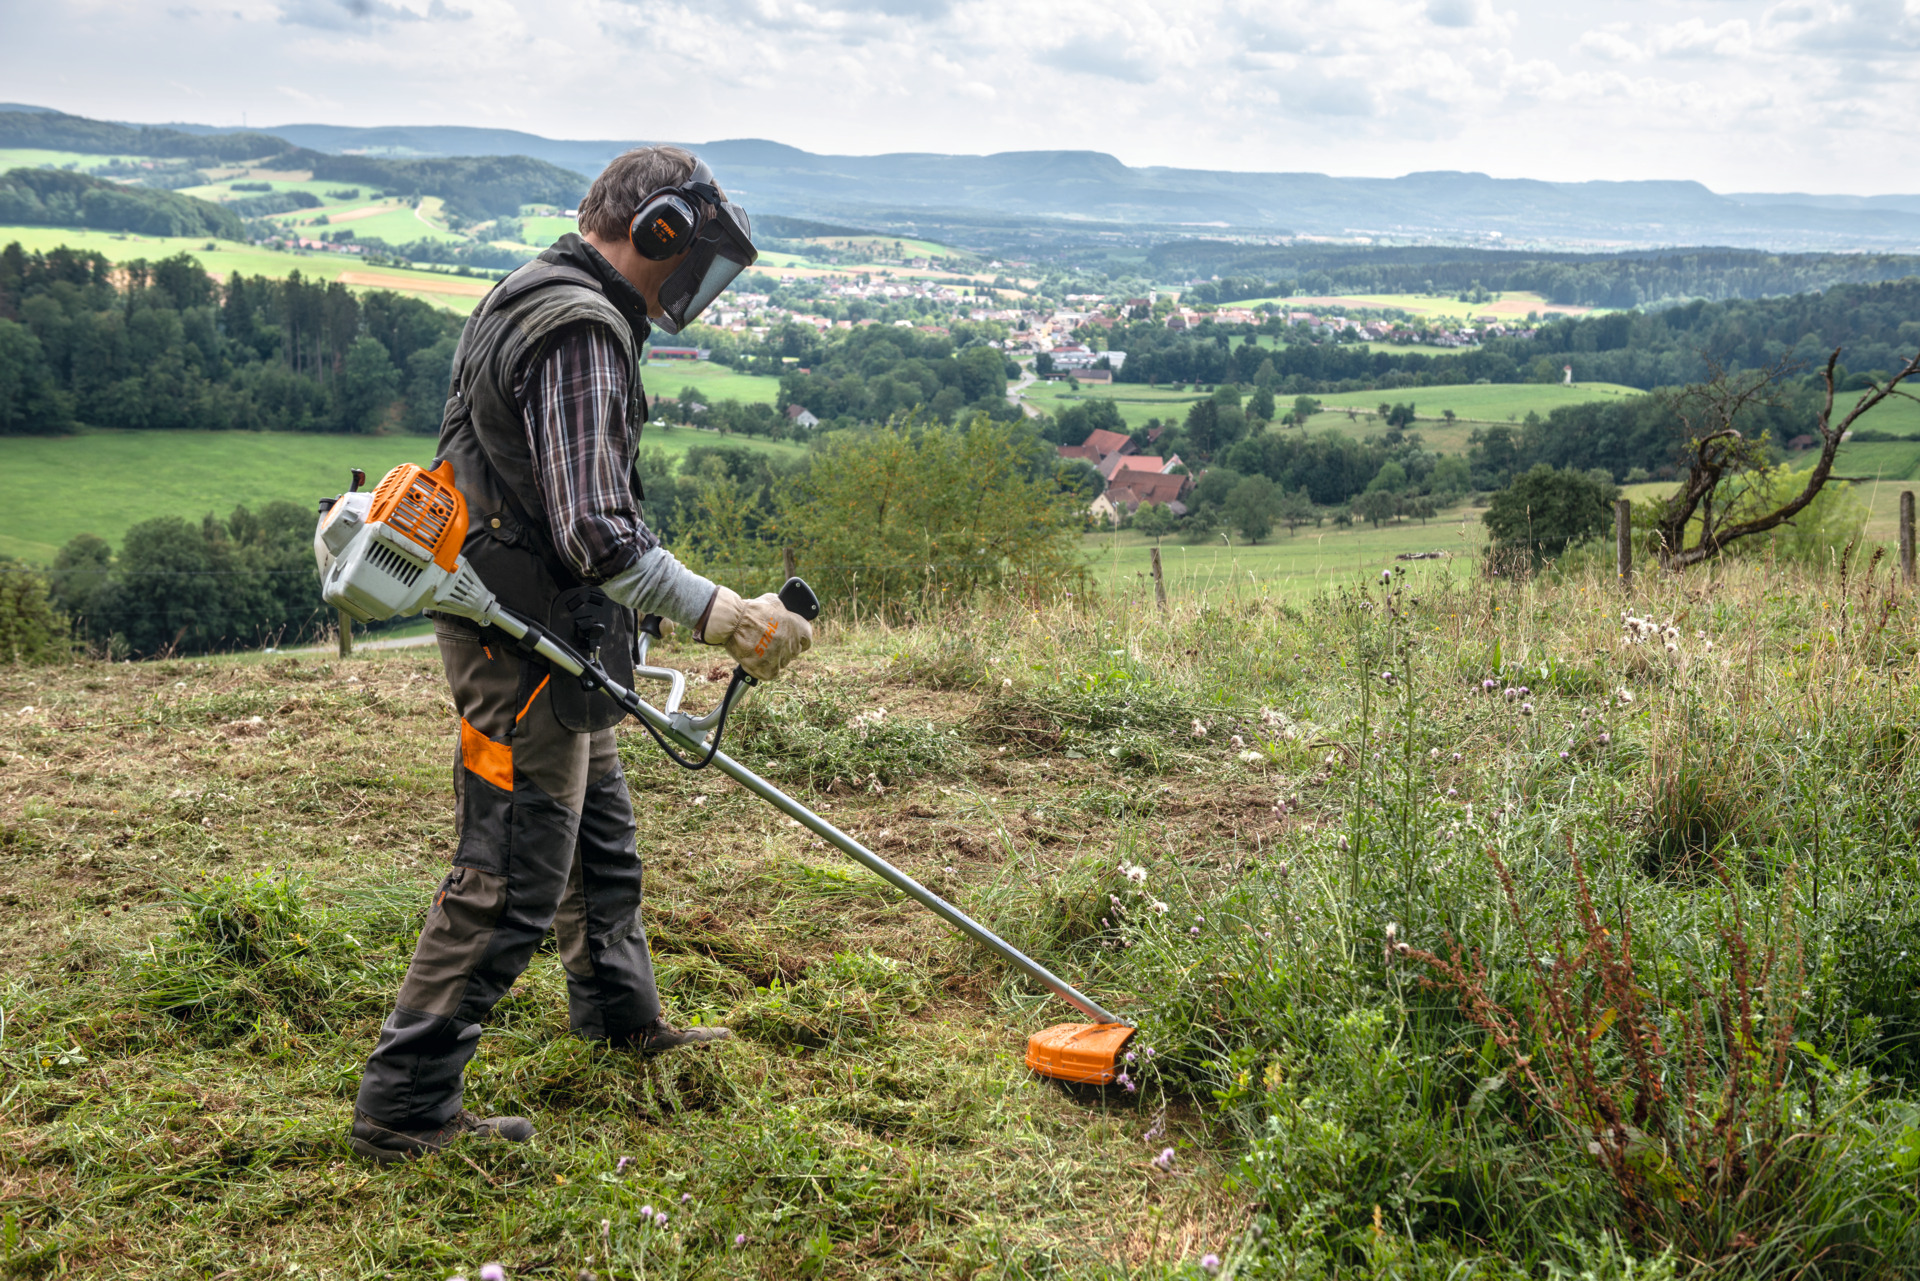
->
[348,1108,534,1163]
[633,1018,733,1055]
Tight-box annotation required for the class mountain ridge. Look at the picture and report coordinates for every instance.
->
[6,106,1920,252]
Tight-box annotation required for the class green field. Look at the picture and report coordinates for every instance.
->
[0,428,800,564]
[519,215,578,245]
[0,225,493,313]
[0,148,150,172]
[641,359,784,405]
[1019,379,1205,428]
[1227,290,1593,322]
[1082,504,1486,593]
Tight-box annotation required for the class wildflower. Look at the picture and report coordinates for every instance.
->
[1503,687,1518,702]
[1518,686,1530,698]
[1520,701,1534,716]
[1002,677,1012,688]
[615,1156,631,1174]
[1229,734,1245,749]
[1191,719,1208,739]
[1380,569,1391,583]
[1615,687,1634,705]
[1116,1070,1136,1092]
[1125,1050,1137,1063]
[1598,732,1612,745]
[1123,864,1148,885]
[1201,1254,1222,1274]
[1189,926,1200,937]
[1559,751,1569,760]
[1665,642,1678,655]
[1237,749,1263,764]
[1144,1047,1155,1059]
[1480,678,1497,693]
[736,1233,748,1246]
[480,1267,505,1281]
[1151,900,1169,915]
[640,1205,654,1219]
[1704,640,1715,653]
[1153,1147,1175,1171]
[1446,787,1458,797]
[1429,748,1439,760]
[1195,914,1204,922]
[1450,751,1462,763]
[1338,834,1349,851]
[1378,669,1395,684]
[681,1192,691,1204]
[655,1212,668,1228]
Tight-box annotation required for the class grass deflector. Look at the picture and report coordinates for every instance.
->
[316,459,1135,1083]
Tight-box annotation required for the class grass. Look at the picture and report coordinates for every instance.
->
[5,555,1920,1276]
[1082,507,1486,592]
[1223,290,1595,321]
[641,360,785,406]
[0,428,799,564]
[0,226,491,313]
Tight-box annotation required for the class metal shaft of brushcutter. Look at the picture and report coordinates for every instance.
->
[477,605,1127,1028]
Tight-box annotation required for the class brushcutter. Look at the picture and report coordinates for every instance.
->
[315,460,1135,1084]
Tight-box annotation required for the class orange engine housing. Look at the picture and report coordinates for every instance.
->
[368,459,467,572]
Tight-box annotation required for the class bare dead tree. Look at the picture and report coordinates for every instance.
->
[1654,346,1920,569]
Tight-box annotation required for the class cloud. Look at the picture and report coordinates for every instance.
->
[1425,0,1485,28]
[278,0,466,27]
[1578,28,1645,61]
[1036,32,1160,84]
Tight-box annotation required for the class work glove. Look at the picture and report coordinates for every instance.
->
[698,587,812,682]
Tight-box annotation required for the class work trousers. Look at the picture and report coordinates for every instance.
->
[355,623,661,1129]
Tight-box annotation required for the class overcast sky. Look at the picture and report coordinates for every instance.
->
[6,0,1917,193]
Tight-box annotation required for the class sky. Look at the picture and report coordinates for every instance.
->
[5,0,1919,193]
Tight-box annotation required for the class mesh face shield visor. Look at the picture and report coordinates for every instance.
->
[652,201,756,335]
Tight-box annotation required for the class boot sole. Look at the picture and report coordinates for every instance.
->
[349,1135,421,1163]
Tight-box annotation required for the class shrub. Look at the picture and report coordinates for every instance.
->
[0,559,69,663]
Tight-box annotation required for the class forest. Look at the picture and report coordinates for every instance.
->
[0,243,461,436]
[1117,277,1920,394]
[1162,243,1920,308]
[0,168,244,239]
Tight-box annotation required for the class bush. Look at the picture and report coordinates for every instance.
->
[1484,464,1618,562]
[0,559,69,663]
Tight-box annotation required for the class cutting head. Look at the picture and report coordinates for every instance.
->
[1025,1022,1136,1084]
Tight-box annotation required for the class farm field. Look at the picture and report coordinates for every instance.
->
[0,428,799,564]
[1082,505,1486,594]
[1228,290,1594,322]
[6,560,1919,1276]
[641,359,785,405]
[0,226,492,312]
[1019,380,1206,429]
[518,215,579,244]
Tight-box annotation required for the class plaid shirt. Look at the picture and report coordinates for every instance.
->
[517,322,659,583]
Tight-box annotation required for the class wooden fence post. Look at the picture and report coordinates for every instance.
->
[337,608,353,659]
[783,545,797,583]
[1615,498,1632,590]
[1902,491,1915,586]
[1150,545,1168,615]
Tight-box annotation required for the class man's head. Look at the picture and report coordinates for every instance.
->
[577,145,755,334]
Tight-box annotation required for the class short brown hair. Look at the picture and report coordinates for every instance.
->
[577,145,724,241]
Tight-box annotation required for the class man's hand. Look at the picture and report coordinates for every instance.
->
[698,587,812,681]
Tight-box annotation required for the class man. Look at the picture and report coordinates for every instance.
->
[349,146,811,1163]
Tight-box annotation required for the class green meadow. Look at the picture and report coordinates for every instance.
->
[0,428,800,564]
[641,359,785,405]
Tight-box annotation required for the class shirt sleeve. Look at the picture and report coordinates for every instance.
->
[520,323,660,583]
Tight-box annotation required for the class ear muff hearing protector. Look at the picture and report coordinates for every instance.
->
[628,159,722,260]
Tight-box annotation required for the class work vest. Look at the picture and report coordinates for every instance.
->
[435,234,651,730]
